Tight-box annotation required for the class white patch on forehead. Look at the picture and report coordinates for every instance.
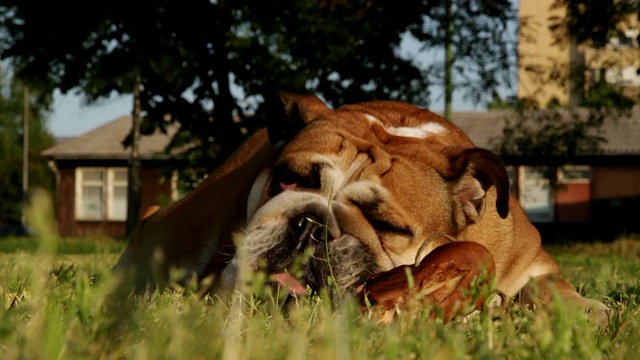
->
[386,122,447,139]
[364,113,447,139]
[419,122,447,135]
[364,114,382,125]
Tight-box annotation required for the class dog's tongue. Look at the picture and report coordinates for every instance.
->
[271,272,307,295]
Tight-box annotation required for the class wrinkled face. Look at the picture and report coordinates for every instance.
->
[228,112,461,294]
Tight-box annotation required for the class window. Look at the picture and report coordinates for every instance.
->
[518,166,554,223]
[558,165,592,183]
[75,168,128,221]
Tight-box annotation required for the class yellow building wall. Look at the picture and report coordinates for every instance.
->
[517,0,571,107]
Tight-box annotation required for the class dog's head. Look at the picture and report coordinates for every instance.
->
[223,93,510,294]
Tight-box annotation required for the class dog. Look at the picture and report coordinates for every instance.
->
[113,93,609,323]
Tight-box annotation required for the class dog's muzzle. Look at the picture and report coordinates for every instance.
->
[290,213,329,247]
[223,191,378,294]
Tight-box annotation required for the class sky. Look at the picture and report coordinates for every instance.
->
[40,0,521,138]
[47,11,517,138]
[47,84,481,138]
[48,90,132,137]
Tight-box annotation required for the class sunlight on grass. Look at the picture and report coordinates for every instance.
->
[0,191,638,358]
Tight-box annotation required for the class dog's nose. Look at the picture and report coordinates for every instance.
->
[290,213,330,247]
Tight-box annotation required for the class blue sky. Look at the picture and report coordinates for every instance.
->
[44,0,520,137]
[48,89,132,137]
[48,81,481,137]
[48,0,520,138]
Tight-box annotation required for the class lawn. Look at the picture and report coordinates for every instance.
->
[1,194,638,359]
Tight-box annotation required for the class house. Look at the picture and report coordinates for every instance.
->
[451,107,640,239]
[42,115,178,237]
[44,105,638,240]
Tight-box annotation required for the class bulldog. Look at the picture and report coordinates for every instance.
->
[113,93,609,322]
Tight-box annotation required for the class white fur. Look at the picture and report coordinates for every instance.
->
[364,113,447,139]
[364,114,382,125]
[246,168,271,220]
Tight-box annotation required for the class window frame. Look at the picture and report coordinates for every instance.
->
[75,167,129,221]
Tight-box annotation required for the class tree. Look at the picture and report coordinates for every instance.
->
[0,68,55,225]
[550,0,640,48]
[0,0,518,157]
[411,0,517,119]
[0,1,518,197]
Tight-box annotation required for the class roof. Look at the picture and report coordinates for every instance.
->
[43,106,640,161]
[450,107,640,156]
[43,115,177,160]
[449,110,512,149]
[599,108,640,155]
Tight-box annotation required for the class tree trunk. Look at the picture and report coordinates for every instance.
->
[444,0,454,120]
[210,0,241,164]
[125,73,142,238]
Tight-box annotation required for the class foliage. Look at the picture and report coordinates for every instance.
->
[0,0,517,188]
[0,68,55,225]
[582,81,638,109]
[410,0,517,107]
[496,108,607,159]
[550,0,640,47]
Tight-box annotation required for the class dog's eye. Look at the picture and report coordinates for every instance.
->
[355,203,413,237]
[269,164,321,195]
[367,217,413,237]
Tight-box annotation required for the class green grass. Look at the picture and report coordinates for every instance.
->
[0,191,638,359]
[0,235,126,254]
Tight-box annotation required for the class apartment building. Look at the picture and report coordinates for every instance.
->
[518,0,639,107]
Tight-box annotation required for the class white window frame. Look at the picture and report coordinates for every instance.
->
[75,167,129,221]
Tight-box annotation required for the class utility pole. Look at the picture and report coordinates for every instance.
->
[126,73,142,238]
[22,86,30,223]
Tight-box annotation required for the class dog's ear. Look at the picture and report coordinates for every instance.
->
[263,92,330,146]
[443,147,510,228]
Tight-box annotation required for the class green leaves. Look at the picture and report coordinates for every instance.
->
[1,0,519,189]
